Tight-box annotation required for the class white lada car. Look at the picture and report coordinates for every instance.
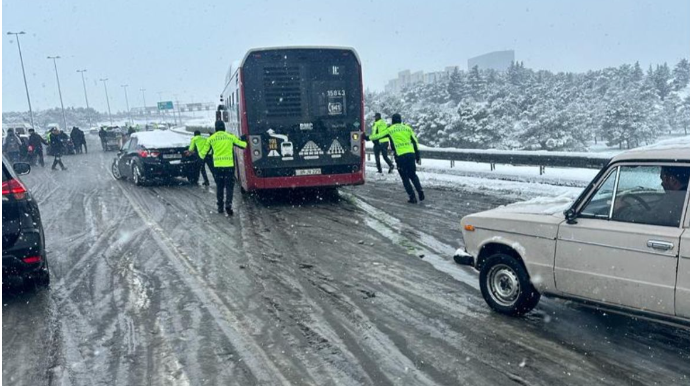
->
[457,141,690,323]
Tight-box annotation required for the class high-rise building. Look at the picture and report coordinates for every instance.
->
[467,50,515,71]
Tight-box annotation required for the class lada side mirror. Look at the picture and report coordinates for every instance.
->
[564,208,578,224]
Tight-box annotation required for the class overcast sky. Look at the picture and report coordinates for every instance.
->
[2,0,689,113]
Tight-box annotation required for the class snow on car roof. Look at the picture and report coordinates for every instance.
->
[132,131,190,149]
[612,135,690,163]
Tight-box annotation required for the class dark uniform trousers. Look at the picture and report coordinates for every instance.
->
[214,167,235,209]
[373,141,394,172]
[396,153,423,199]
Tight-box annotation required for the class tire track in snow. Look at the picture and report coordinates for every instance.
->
[115,181,291,386]
[344,192,479,291]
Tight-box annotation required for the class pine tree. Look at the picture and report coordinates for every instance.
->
[632,61,644,83]
[672,58,690,91]
[653,63,672,100]
[467,65,486,101]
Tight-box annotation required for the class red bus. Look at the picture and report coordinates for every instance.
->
[219,46,365,192]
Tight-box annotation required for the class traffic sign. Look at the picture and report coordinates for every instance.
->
[157,101,174,110]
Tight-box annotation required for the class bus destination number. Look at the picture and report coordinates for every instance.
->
[328,103,343,115]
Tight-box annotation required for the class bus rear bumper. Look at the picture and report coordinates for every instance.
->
[247,172,364,190]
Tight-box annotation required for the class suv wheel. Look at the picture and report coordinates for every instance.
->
[132,164,145,186]
[479,253,541,316]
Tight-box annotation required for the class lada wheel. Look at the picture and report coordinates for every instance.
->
[479,253,541,316]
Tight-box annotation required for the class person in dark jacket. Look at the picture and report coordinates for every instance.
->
[98,127,107,150]
[50,128,68,171]
[3,128,23,163]
[27,128,49,167]
[70,126,87,154]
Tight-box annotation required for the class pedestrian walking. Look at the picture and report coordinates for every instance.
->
[70,126,87,154]
[99,127,107,151]
[372,113,395,173]
[368,113,425,203]
[27,128,49,167]
[198,121,247,215]
[49,128,68,171]
[188,130,210,186]
[3,128,23,163]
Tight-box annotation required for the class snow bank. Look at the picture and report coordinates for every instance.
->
[133,131,191,149]
[413,144,616,159]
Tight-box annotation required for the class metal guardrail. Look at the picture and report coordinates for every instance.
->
[169,127,611,174]
[366,147,611,174]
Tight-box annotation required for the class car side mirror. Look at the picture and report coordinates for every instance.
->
[12,162,31,176]
[564,208,578,224]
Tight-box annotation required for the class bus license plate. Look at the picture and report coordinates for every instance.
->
[296,168,321,176]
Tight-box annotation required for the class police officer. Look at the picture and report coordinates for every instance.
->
[368,113,425,203]
[372,113,395,173]
[188,130,210,186]
[199,121,247,215]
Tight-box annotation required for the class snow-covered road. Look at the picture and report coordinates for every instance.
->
[3,137,688,385]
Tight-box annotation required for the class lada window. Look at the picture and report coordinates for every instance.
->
[580,168,618,218]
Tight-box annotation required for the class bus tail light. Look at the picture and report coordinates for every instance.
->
[249,135,263,161]
[350,131,362,156]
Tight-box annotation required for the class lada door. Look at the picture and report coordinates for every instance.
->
[555,164,687,315]
[676,210,690,319]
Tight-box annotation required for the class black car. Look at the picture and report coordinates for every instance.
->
[110,131,198,185]
[2,157,49,289]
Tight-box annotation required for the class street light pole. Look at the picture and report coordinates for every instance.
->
[173,93,180,126]
[76,69,91,127]
[7,32,35,129]
[140,88,147,118]
[99,78,113,126]
[47,56,68,131]
[157,91,164,124]
[121,84,131,126]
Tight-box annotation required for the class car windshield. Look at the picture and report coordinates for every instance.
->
[3,1,690,385]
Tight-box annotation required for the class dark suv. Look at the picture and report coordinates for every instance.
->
[2,157,49,289]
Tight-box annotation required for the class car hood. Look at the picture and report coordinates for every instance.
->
[462,209,566,240]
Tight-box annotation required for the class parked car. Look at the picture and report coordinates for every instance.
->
[2,157,49,289]
[110,131,198,185]
[457,140,690,324]
[101,126,124,151]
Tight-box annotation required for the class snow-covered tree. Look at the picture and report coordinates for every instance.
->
[653,63,672,100]
[672,59,690,91]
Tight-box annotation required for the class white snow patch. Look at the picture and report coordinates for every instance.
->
[132,131,191,149]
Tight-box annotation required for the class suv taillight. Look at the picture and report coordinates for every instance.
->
[2,178,28,200]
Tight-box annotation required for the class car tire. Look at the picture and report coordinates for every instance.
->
[479,253,541,316]
[111,160,124,180]
[132,164,145,186]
